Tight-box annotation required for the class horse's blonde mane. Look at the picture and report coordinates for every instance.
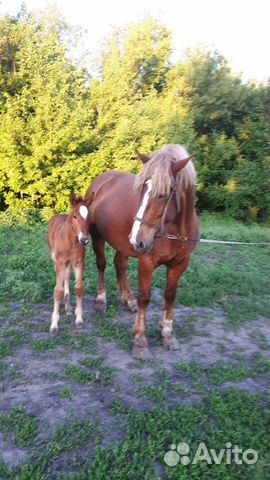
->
[134,144,196,197]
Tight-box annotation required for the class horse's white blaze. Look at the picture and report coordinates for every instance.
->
[79,205,88,219]
[129,179,152,246]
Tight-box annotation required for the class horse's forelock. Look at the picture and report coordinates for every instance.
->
[72,196,84,206]
[134,144,196,196]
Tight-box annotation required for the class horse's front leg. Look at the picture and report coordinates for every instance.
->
[64,265,72,315]
[160,258,190,349]
[132,258,155,360]
[50,261,65,334]
[74,260,84,328]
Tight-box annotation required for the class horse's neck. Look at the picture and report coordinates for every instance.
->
[176,185,195,232]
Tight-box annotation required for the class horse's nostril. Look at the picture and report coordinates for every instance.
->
[136,240,145,251]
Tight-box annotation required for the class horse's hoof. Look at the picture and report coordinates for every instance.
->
[162,335,180,350]
[132,346,153,360]
[49,327,58,336]
[95,300,107,312]
[127,299,138,313]
[65,308,73,316]
[75,321,83,329]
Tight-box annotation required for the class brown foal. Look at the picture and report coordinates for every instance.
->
[47,193,90,334]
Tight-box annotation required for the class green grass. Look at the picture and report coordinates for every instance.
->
[59,387,74,399]
[174,360,268,386]
[46,418,100,459]
[138,385,167,402]
[52,390,268,480]
[64,365,96,384]
[0,329,28,358]
[95,317,130,349]
[79,356,104,369]
[64,364,116,386]
[0,406,38,447]
[30,331,96,353]
[0,417,101,480]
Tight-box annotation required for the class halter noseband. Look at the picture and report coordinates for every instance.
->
[134,182,180,236]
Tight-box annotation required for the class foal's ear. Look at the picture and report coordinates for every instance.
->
[135,149,150,164]
[85,191,95,207]
[171,155,193,176]
[70,191,77,206]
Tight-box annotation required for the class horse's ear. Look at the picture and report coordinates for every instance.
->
[171,155,193,177]
[70,191,77,206]
[135,149,150,164]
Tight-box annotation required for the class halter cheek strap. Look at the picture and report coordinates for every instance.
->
[134,182,180,235]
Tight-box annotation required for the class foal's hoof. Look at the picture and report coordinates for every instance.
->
[95,300,107,313]
[132,346,153,360]
[65,308,73,316]
[49,327,58,336]
[161,335,180,350]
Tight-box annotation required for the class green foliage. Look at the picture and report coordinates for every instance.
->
[0,9,269,220]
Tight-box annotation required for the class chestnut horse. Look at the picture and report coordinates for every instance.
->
[48,193,91,334]
[85,144,199,358]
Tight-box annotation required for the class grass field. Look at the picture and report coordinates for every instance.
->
[0,213,269,479]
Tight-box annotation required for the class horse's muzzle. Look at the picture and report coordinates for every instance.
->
[79,236,89,246]
[134,237,153,253]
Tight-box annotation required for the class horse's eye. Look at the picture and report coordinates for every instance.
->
[158,194,167,200]
[73,215,77,219]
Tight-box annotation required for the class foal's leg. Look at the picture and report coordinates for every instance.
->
[92,234,107,312]
[160,258,190,349]
[132,258,155,360]
[74,260,84,327]
[50,261,65,334]
[114,251,137,312]
[64,265,72,315]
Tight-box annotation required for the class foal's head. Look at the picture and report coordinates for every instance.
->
[69,192,90,246]
[129,145,196,253]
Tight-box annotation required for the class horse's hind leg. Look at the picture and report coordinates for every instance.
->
[160,258,189,349]
[92,233,107,312]
[114,252,137,313]
[50,262,65,334]
[64,265,72,315]
[74,260,84,327]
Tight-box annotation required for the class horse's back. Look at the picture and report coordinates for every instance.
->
[86,170,138,219]
[86,171,135,199]
[85,171,140,253]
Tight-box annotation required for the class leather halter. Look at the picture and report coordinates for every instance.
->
[134,182,180,236]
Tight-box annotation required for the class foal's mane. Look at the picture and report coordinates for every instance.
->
[134,144,196,197]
